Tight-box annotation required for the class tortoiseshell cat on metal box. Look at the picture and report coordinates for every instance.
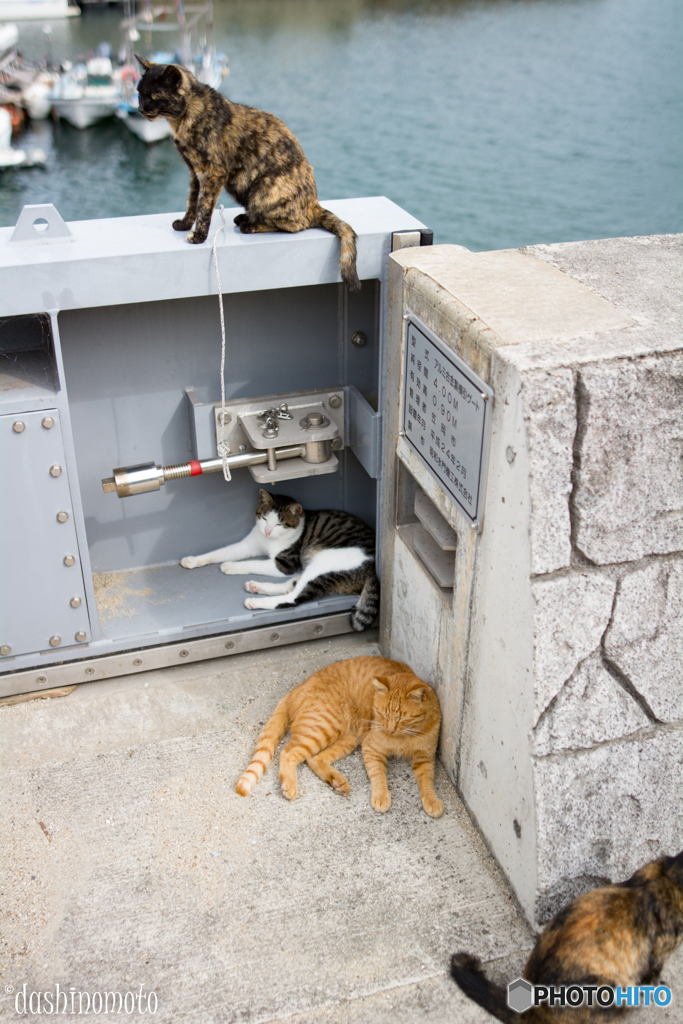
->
[134,56,360,292]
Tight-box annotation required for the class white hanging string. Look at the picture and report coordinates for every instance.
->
[211,205,231,482]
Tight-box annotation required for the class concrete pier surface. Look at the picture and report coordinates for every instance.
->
[1,632,680,1023]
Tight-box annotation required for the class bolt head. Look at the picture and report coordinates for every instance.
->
[49,635,61,647]
[0,645,11,656]
[63,554,75,567]
[225,641,235,649]
[314,625,324,634]
[85,667,95,676]
[49,464,62,478]
[329,395,342,409]
[179,649,189,658]
[42,416,54,429]
[75,631,86,643]
[56,511,69,523]
[36,674,48,684]
[70,596,81,608]
[351,331,367,347]
[133,658,143,666]
[270,633,279,641]
[13,420,25,433]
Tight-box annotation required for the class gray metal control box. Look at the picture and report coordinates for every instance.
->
[0,198,427,696]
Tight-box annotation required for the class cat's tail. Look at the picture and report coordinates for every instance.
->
[314,205,361,293]
[235,695,290,796]
[450,953,522,1023]
[351,568,379,632]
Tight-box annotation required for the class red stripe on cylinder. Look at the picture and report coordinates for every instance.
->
[190,461,203,476]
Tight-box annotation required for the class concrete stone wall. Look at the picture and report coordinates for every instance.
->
[380,234,683,926]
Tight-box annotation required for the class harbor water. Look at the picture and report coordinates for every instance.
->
[0,0,681,249]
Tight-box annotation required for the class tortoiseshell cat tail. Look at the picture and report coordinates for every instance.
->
[134,57,361,292]
[314,206,360,293]
[450,954,514,1023]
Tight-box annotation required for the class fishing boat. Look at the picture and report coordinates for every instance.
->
[0,0,79,19]
[117,0,227,143]
[0,37,56,119]
[50,46,121,129]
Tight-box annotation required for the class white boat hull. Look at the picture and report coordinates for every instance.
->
[0,1,79,19]
[118,109,171,143]
[52,98,117,129]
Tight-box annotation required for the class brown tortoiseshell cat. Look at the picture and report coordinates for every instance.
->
[236,656,443,817]
[134,57,360,291]
[451,850,683,1021]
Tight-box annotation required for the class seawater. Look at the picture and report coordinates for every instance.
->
[1,0,681,249]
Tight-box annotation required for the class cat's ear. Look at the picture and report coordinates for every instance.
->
[134,54,154,72]
[286,503,304,518]
[159,64,183,90]
[408,687,426,702]
[258,489,273,507]
[372,677,389,694]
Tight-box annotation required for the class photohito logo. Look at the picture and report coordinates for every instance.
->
[507,979,672,1013]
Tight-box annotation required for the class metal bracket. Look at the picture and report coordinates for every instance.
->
[8,204,75,246]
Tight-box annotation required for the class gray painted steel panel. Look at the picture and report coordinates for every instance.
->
[0,197,426,693]
[0,198,426,315]
[0,408,91,658]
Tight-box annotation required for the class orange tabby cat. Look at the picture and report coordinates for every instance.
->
[236,656,443,817]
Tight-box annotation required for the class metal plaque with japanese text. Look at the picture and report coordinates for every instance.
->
[401,314,493,528]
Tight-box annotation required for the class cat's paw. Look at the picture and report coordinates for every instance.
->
[181,556,200,569]
[280,775,298,801]
[238,220,257,234]
[220,562,243,575]
[371,790,391,814]
[172,218,193,231]
[186,230,207,244]
[245,581,261,593]
[422,795,444,818]
[233,213,247,226]
[330,773,350,796]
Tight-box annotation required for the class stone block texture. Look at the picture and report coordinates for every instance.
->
[604,558,683,723]
[531,572,615,722]
[533,652,649,756]
[534,725,683,922]
[522,369,575,575]
[573,353,683,565]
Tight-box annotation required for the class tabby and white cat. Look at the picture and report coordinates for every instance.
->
[236,655,443,817]
[181,489,379,631]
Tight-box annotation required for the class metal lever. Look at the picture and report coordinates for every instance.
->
[101,438,338,498]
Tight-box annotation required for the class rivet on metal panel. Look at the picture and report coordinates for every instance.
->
[70,596,81,608]
[270,633,279,641]
[351,331,366,348]
[36,674,48,684]
[0,645,11,656]
[13,421,25,433]
[63,554,75,566]
[56,511,69,523]
[49,464,62,477]
[329,395,342,409]
[75,631,87,643]
[179,649,189,658]
[133,658,143,666]
[225,641,235,649]
[49,635,61,647]
[85,667,95,676]
[314,625,324,634]
[42,417,54,429]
